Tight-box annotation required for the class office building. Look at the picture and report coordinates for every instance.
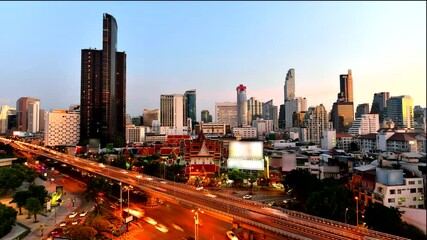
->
[247,97,263,124]
[215,102,237,128]
[370,92,390,123]
[126,125,147,144]
[44,108,80,147]
[348,114,380,136]
[284,68,295,102]
[386,95,414,129]
[236,84,248,127]
[262,100,278,130]
[184,89,197,123]
[0,105,15,134]
[80,13,126,148]
[160,94,186,134]
[355,103,370,118]
[331,70,354,133]
[143,109,159,127]
[16,97,40,133]
[338,69,353,102]
[285,97,307,128]
[201,110,212,123]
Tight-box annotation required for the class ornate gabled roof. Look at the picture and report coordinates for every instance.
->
[197,141,211,156]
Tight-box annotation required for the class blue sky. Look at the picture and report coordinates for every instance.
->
[0,2,425,120]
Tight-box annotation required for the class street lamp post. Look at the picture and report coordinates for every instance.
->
[119,182,123,218]
[192,208,203,240]
[345,207,348,224]
[355,197,359,227]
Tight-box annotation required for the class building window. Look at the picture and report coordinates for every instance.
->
[398,197,406,203]
[408,181,415,185]
[397,189,402,194]
[390,189,396,194]
[388,198,395,203]
[418,180,422,184]
[410,188,416,193]
[418,188,423,193]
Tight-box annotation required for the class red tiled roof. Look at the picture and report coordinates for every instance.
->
[160,147,179,155]
[359,133,377,139]
[336,133,353,138]
[387,133,416,142]
[185,164,219,174]
[137,147,155,156]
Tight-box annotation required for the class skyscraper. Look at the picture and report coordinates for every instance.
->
[370,92,390,123]
[0,105,15,134]
[301,104,328,143]
[284,68,295,102]
[247,97,263,124]
[331,69,354,133]
[16,97,40,133]
[386,95,414,128]
[184,89,197,123]
[355,103,370,118]
[80,13,126,147]
[201,110,212,123]
[215,102,237,127]
[236,84,248,127]
[160,94,186,134]
[338,69,353,102]
[262,100,278,130]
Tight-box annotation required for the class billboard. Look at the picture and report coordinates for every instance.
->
[227,141,264,170]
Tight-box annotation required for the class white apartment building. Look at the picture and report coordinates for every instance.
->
[348,113,380,136]
[321,129,336,150]
[126,125,147,144]
[44,109,80,146]
[252,118,273,138]
[374,176,424,209]
[160,94,185,134]
[233,127,257,139]
[199,123,227,135]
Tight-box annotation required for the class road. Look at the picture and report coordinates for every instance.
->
[1,138,409,240]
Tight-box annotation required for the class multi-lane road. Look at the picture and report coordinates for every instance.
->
[1,137,409,240]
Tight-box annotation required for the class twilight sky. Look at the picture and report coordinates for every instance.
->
[0,2,425,121]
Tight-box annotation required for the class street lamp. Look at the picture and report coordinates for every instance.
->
[355,197,359,227]
[345,207,348,224]
[192,208,204,240]
[119,182,123,218]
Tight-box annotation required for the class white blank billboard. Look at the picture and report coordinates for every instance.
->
[227,141,264,170]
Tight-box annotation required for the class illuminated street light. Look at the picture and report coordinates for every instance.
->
[355,197,359,227]
[345,207,348,224]
[191,208,204,240]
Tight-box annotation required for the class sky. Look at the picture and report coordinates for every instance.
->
[0,2,425,121]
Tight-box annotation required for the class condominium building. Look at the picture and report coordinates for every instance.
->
[355,103,370,118]
[247,97,263,124]
[301,104,328,143]
[233,127,257,139]
[0,105,15,134]
[348,114,380,136]
[285,97,307,128]
[160,94,186,134]
[44,109,80,147]
[262,100,278,130]
[143,109,160,127]
[386,95,414,128]
[126,125,147,144]
[370,92,390,123]
[16,97,40,133]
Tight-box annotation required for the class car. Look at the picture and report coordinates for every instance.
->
[268,201,277,207]
[80,210,88,217]
[172,223,184,232]
[226,230,238,240]
[136,175,142,179]
[143,216,157,225]
[50,227,63,236]
[243,194,252,199]
[155,223,169,233]
[59,221,67,227]
[71,218,81,225]
[68,211,78,218]
[283,199,294,204]
[196,186,203,191]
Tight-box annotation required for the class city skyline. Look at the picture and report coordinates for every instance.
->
[0,2,425,119]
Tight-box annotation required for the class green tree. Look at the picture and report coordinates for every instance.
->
[85,177,111,215]
[27,185,48,206]
[87,216,111,233]
[25,197,43,223]
[12,164,38,185]
[227,169,245,187]
[364,202,403,235]
[0,202,18,238]
[11,191,29,215]
[66,225,97,240]
[0,167,25,194]
[283,169,321,204]
[245,172,257,194]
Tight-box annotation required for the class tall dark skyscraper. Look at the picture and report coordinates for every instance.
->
[370,92,390,124]
[80,13,126,148]
[184,89,197,123]
[331,69,354,133]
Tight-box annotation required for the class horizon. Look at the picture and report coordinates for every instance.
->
[0,2,425,121]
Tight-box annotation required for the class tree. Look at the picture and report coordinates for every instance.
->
[364,202,403,235]
[11,191,29,215]
[245,172,257,194]
[27,185,48,206]
[283,169,321,204]
[0,203,18,238]
[66,225,97,240]
[87,216,111,234]
[85,177,111,215]
[12,164,38,185]
[0,167,25,194]
[25,197,42,223]
[227,169,245,187]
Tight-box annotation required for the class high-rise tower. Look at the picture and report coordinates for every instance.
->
[184,89,197,123]
[284,68,295,102]
[386,95,414,128]
[331,69,354,133]
[236,84,248,127]
[338,69,353,102]
[16,97,40,133]
[80,13,126,148]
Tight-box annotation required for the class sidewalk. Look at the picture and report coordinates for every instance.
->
[1,175,84,240]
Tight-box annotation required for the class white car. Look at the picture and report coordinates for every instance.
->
[71,218,81,225]
[226,230,238,240]
[68,211,78,218]
[59,221,67,227]
[172,223,184,232]
[80,210,88,217]
[243,195,252,200]
[155,223,169,233]
[143,216,157,225]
